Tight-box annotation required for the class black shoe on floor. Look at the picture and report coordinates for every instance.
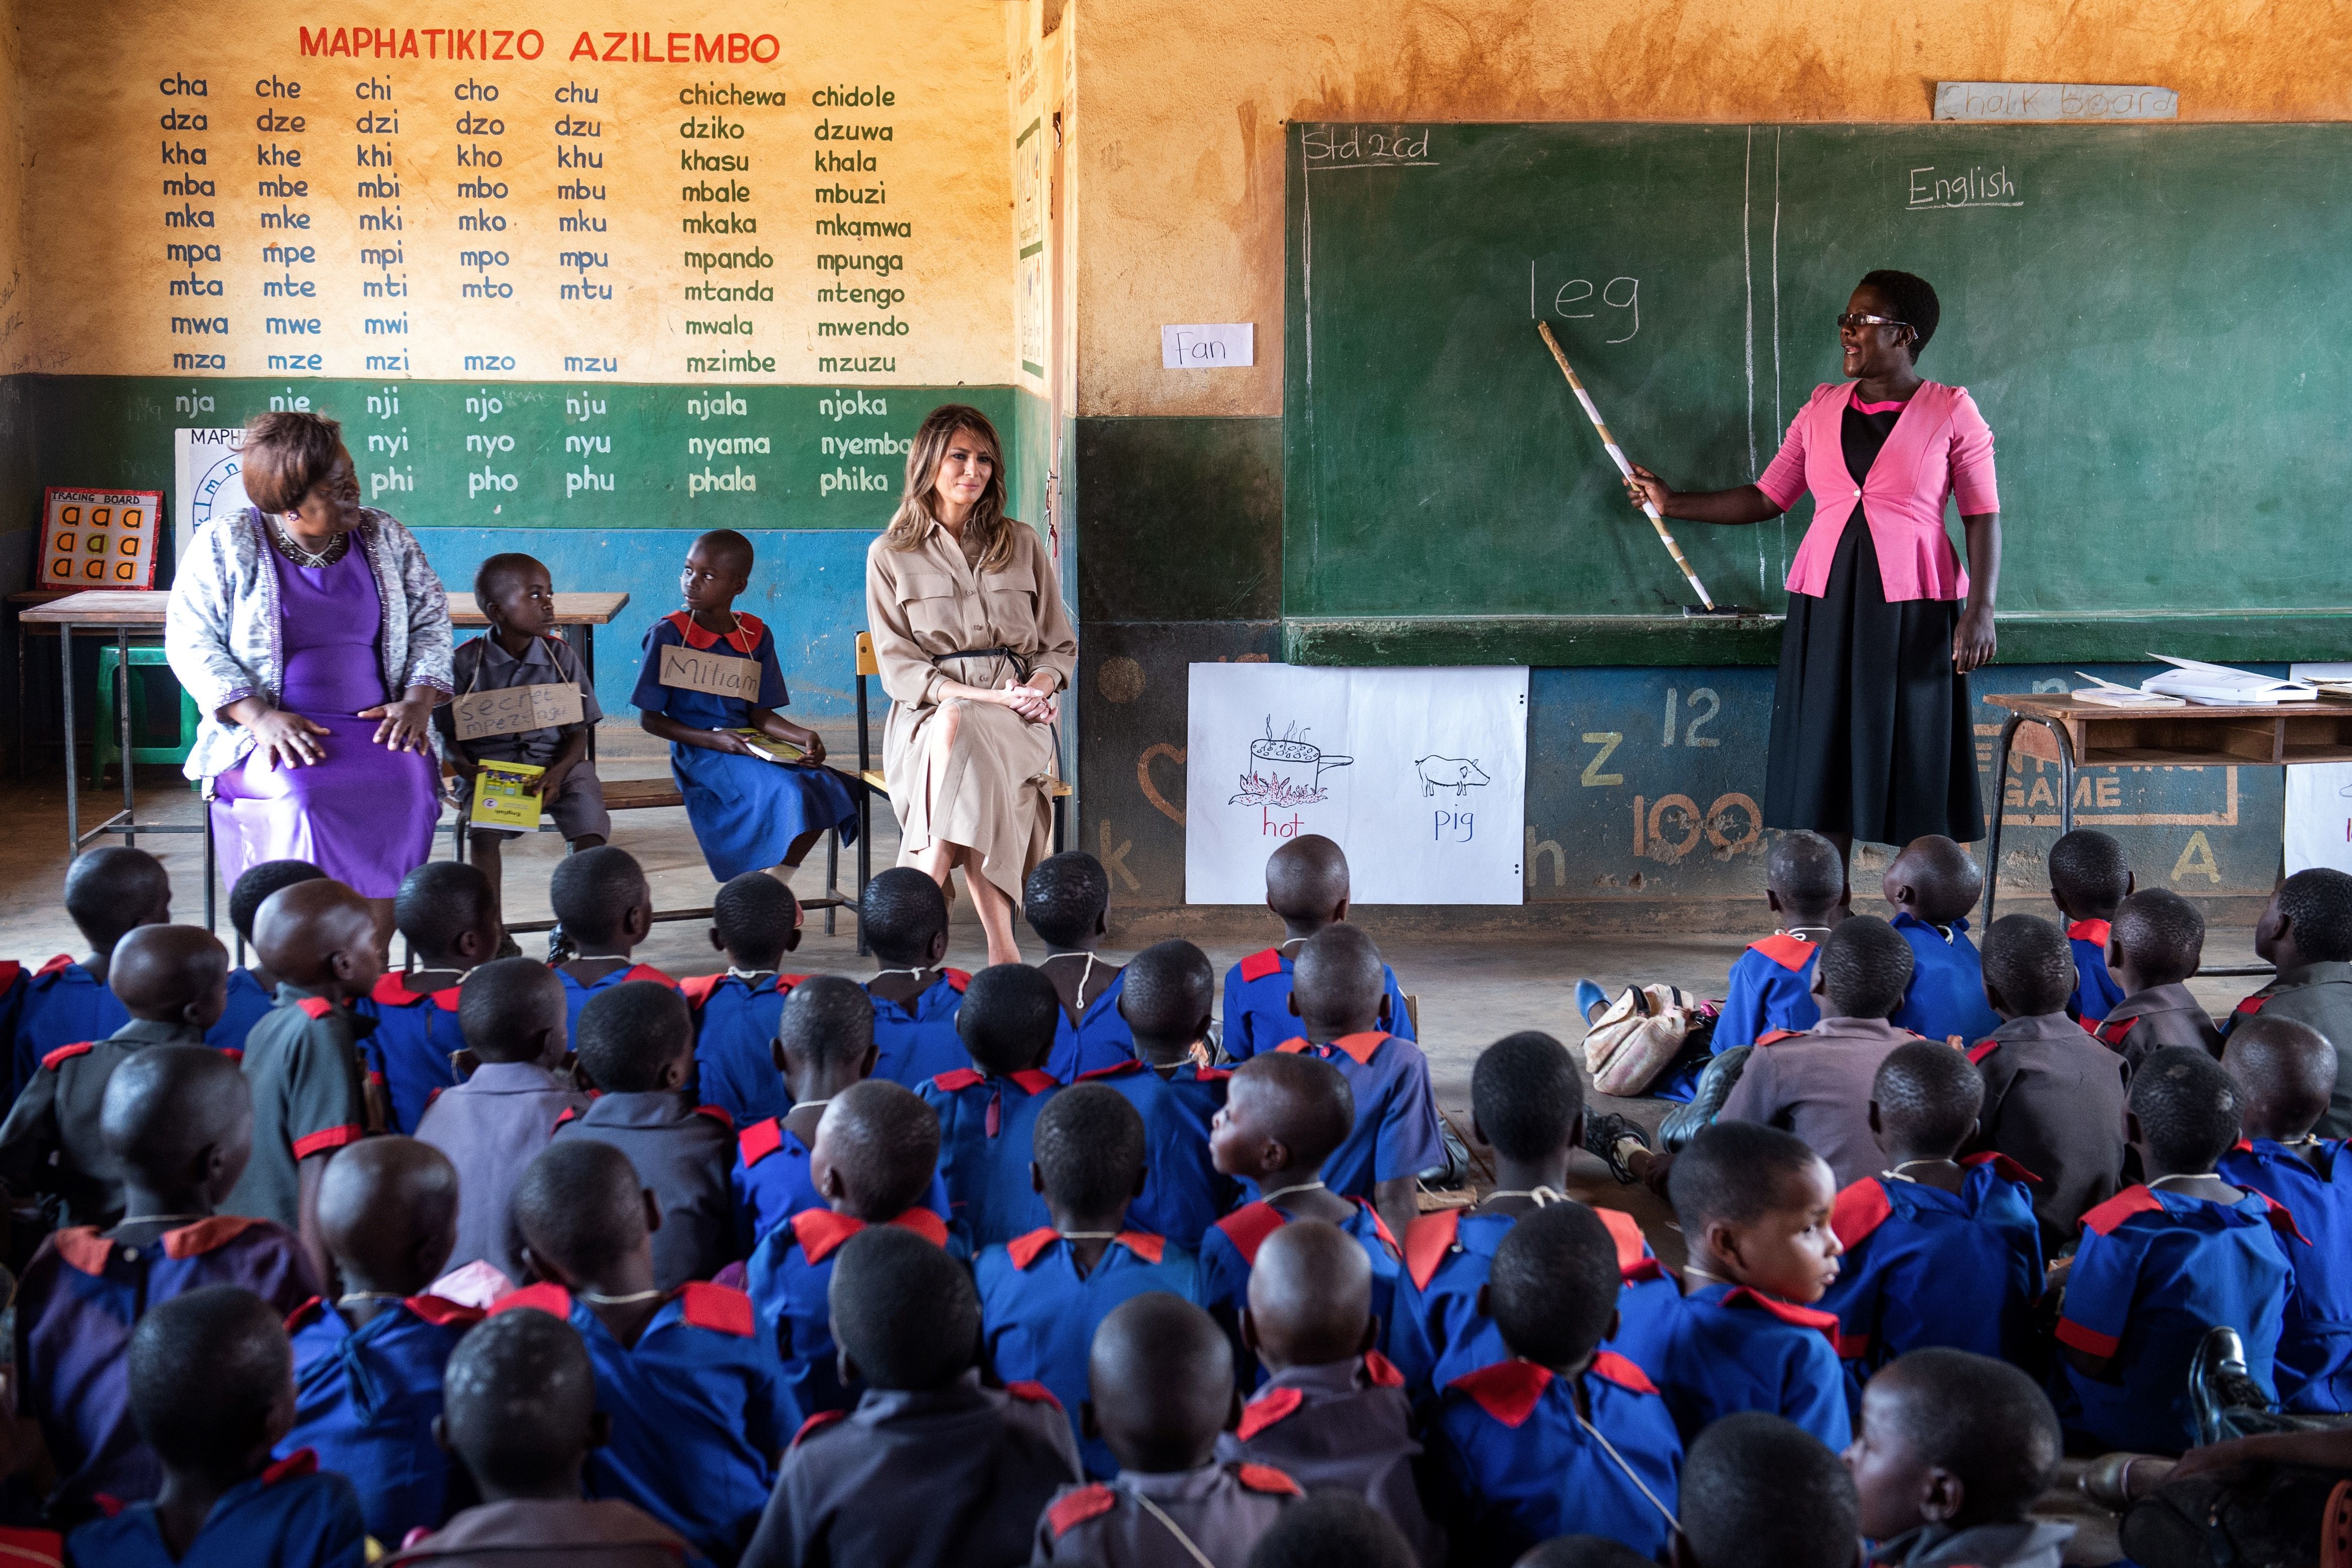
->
[1584,1112,1650,1185]
[2190,1324,2275,1447]
[1661,1046,1751,1151]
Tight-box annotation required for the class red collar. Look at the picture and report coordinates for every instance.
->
[1449,1360,1553,1427]
[1750,932,1819,971]
[1719,1285,1841,1340]
[371,971,462,1010]
[665,608,764,654]
[2068,918,2113,947]
[54,1215,268,1275]
[793,1206,951,1264]
[1005,1228,1167,1270]
[1276,1032,1388,1067]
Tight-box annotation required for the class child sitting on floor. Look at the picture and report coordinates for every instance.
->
[745,1226,1080,1565]
[632,528,856,883]
[414,957,586,1286]
[1610,1120,1851,1449]
[1223,835,1416,1060]
[1819,1042,2044,1377]
[0,923,227,1227]
[1027,851,1135,1081]
[553,981,736,1290]
[977,1083,1202,1478]
[15,845,171,1098]
[383,1308,686,1565]
[2230,866,2352,1136]
[1104,937,1235,1250]
[860,868,972,1088]
[1970,912,2132,1250]
[685,871,805,1128]
[280,1137,480,1544]
[210,859,324,1056]
[355,861,498,1134]
[746,1078,954,1423]
[1675,1413,1861,1568]
[1221,1220,1441,1561]
[65,1287,365,1568]
[501,1138,789,1564]
[546,846,677,1032]
[2218,1014,2352,1413]
[2048,828,2131,1024]
[1032,1292,1299,1565]
[2092,888,2222,1066]
[921,963,1064,1248]
[1426,1203,1683,1562]
[1884,835,2001,1045]
[2055,1046,2295,1455]
[1846,1348,2073,1568]
[20,1046,318,1513]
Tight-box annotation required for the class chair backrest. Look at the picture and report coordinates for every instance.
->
[856,630,880,677]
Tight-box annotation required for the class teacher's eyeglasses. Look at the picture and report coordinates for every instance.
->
[1837,312,1910,333]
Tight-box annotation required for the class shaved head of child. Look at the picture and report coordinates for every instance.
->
[1119,939,1216,1063]
[1669,1121,1842,1303]
[575,981,693,1093]
[713,870,801,973]
[2224,1014,2338,1142]
[394,861,501,972]
[1290,923,1389,1037]
[1485,1201,1621,1374]
[1870,1041,1984,1163]
[2258,867,2352,969]
[1087,1291,1235,1473]
[2111,888,2207,989]
[1768,830,1847,925]
[1032,1083,1145,1225]
[775,972,879,1082]
[1265,834,1351,932]
[317,1136,460,1302]
[1247,1493,1417,1568]
[229,859,325,950]
[1883,836,1983,928]
[1024,851,1111,952]
[458,957,568,1067]
[811,1078,942,1221]
[1472,1031,1584,1165]
[108,925,230,1031]
[1212,1053,1354,1187]
[861,868,950,970]
[1846,1347,2061,1542]
[2049,828,2132,922]
[1818,915,1914,1021]
[830,1225,978,1391]
[1675,1412,1860,1568]
[548,845,652,952]
[103,1044,253,1204]
[514,1138,654,1288]
[440,1306,604,1502]
[130,1286,296,1493]
[2130,1046,2245,1178]
[1244,1218,1373,1373]
[1979,913,2075,1020]
[690,528,755,583]
[253,879,382,1002]
[956,963,1060,1076]
[65,845,172,975]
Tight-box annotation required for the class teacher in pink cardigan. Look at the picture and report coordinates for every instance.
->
[1625,270,1999,867]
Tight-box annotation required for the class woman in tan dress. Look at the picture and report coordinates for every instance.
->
[865,405,1076,965]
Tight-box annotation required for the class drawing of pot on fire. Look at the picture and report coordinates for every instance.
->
[1230,719,1353,808]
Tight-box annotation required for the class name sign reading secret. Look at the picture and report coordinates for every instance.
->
[661,642,764,701]
[449,682,586,742]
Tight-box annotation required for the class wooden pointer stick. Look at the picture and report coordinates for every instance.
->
[1536,322,1718,612]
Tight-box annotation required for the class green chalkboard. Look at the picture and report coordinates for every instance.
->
[1283,122,2352,634]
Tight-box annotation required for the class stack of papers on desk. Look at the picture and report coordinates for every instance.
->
[2073,673,2185,708]
[2290,663,2352,699]
[2140,655,2318,706]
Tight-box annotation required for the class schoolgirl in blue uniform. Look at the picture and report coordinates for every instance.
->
[281,1292,481,1543]
[632,530,857,883]
[2049,828,2134,1023]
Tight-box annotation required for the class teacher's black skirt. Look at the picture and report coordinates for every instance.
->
[1762,513,1985,845]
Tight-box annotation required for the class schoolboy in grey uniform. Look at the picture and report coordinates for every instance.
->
[2092,889,2222,1069]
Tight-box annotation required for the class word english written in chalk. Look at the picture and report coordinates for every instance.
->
[1907,166,2024,210]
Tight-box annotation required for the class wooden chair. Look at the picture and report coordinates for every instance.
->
[853,631,1071,955]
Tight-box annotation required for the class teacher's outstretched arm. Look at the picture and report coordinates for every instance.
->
[1621,464,1785,526]
[1954,510,2000,672]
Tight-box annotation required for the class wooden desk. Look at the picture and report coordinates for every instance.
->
[449,591,631,685]
[1983,692,2352,923]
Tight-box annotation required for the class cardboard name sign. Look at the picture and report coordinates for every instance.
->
[450,683,586,742]
[661,642,762,700]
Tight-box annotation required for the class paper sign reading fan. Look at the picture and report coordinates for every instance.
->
[449,683,586,743]
[661,642,762,700]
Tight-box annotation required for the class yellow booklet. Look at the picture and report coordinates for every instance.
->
[472,759,545,829]
[727,729,807,765]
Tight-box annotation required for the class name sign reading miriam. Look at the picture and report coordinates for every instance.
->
[661,642,763,700]
[1934,82,2177,121]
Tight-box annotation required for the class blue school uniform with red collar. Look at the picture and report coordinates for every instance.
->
[631,610,859,883]
[556,962,680,1045]
[1819,1153,2045,1377]
[1888,914,2001,1044]
[2067,919,2126,1023]
[977,1228,1204,1478]
[1199,1199,1401,1389]
[2219,1137,2352,1412]
[730,1115,951,1252]
[203,966,277,1058]
[1066,1059,1232,1250]
[18,1215,316,1510]
[65,1450,365,1568]
[350,972,464,1134]
[867,969,971,1089]
[1389,1205,1681,1397]
[1605,1280,1852,1449]
[489,1280,788,1567]
[1046,965,1136,1082]
[1221,946,1416,1061]
[681,971,802,1128]
[1425,1353,1682,1563]
[1271,1032,1446,1200]
[744,1207,957,1426]
[13,956,123,1107]
[2054,1183,2298,1454]
[278,1291,481,1544]
[919,1066,1061,1248]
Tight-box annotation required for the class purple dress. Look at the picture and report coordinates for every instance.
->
[210,540,442,897]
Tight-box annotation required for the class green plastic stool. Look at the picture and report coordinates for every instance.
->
[92,644,199,785]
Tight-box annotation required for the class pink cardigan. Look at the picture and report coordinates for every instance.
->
[1756,380,2000,602]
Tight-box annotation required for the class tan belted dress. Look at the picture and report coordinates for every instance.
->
[864,517,1077,905]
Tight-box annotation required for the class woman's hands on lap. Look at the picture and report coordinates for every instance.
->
[360,693,437,752]
[248,708,333,769]
[1000,677,1057,725]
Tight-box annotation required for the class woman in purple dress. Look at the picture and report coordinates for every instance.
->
[167,412,452,924]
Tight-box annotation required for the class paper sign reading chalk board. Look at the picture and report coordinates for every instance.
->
[449,683,586,743]
[660,643,762,700]
[40,489,163,590]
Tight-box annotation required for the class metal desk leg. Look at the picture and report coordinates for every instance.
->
[1982,712,2026,925]
[2052,720,2079,838]
[14,619,25,783]
[855,789,872,957]
[116,629,134,847]
[203,795,216,932]
[824,832,838,936]
[565,624,598,762]
[60,621,76,857]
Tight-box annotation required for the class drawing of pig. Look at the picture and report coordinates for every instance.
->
[1417,756,1492,798]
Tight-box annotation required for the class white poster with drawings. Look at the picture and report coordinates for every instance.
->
[1186,663,1528,904]
[172,428,251,573]
[2285,663,2352,875]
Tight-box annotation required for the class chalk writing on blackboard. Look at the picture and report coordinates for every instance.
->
[1300,126,1435,170]
[1907,166,2024,210]
[1229,718,1351,808]
[661,642,763,700]
[450,682,587,742]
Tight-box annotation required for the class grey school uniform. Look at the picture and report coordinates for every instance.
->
[551,1088,737,1289]
[1032,1463,1300,1567]
[2094,982,2222,1070]
[1972,1011,2131,1249]
[1215,1357,1442,1564]
[0,1017,207,1227]
[2229,960,2352,1137]
[436,633,609,841]
[1716,1014,1921,1189]
[414,1060,590,1285]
